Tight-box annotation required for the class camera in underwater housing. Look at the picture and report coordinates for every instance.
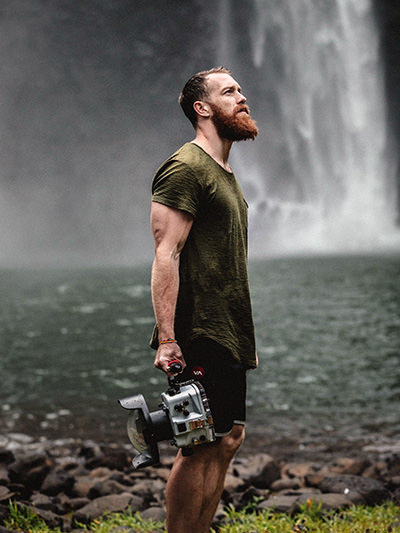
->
[118,361,216,469]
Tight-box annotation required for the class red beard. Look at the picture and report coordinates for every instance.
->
[209,103,259,141]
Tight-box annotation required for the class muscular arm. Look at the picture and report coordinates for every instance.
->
[151,201,193,374]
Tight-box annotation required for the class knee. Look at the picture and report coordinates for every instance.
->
[221,424,245,459]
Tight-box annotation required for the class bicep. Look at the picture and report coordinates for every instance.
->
[151,202,193,256]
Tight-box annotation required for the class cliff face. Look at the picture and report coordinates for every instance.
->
[375,1,400,136]
[375,0,400,216]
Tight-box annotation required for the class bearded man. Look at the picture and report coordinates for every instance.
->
[150,67,258,533]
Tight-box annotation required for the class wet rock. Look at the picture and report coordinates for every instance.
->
[0,449,14,465]
[73,492,142,524]
[85,447,129,471]
[329,457,370,476]
[0,486,15,502]
[319,474,391,505]
[270,477,301,491]
[22,503,63,529]
[8,453,54,494]
[30,492,55,510]
[88,478,132,499]
[73,475,99,499]
[140,505,167,522]
[0,435,398,531]
[258,494,299,513]
[228,486,266,510]
[41,468,75,496]
[234,453,281,489]
[283,462,321,481]
[292,492,353,513]
[223,472,245,493]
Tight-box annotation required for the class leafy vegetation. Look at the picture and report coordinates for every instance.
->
[4,499,400,532]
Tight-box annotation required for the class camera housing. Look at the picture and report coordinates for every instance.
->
[119,364,215,469]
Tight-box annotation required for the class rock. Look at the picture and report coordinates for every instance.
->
[258,494,299,513]
[270,477,301,491]
[329,457,370,476]
[390,475,400,489]
[0,486,15,502]
[292,492,352,513]
[319,474,391,505]
[23,503,63,529]
[0,434,397,529]
[30,492,54,510]
[0,449,14,465]
[73,475,99,498]
[88,478,131,499]
[234,453,280,489]
[282,462,320,480]
[41,468,75,496]
[8,453,54,494]
[387,454,400,477]
[224,472,245,493]
[85,447,129,470]
[0,466,9,485]
[73,492,138,524]
[140,506,167,522]
[228,486,266,510]
[130,478,165,497]
[64,496,91,512]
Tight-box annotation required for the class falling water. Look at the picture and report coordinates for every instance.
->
[224,0,400,255]
[1,1,399,264]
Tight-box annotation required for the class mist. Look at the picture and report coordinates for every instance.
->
[1,0,399,266]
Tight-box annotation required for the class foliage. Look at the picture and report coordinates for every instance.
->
[216,500,400,532]
[4,499,400,533]
[4,500,62,533]
[78,509,166,532]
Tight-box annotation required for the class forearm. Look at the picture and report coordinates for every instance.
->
[151,248,180,342]
[150,202,193,373]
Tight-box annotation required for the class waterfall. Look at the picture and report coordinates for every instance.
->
[1,1,399,265]
[226,0,400,255]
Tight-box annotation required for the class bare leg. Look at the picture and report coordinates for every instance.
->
[166,424,245,533]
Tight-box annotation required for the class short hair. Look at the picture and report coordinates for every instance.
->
[178,66,232,127]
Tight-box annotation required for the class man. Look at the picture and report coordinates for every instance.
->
[150,66,258,533]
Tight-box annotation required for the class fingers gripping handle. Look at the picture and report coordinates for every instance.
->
[167,360,182,374]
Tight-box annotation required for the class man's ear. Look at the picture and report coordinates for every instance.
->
[193,100,210,118]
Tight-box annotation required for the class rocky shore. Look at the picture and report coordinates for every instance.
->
[0,432,399,532]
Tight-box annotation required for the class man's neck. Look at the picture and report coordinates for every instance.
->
[191,131,233,173]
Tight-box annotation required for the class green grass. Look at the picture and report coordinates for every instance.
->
[4,500,400,532]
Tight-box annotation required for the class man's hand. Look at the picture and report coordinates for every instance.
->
[154,342,187,375]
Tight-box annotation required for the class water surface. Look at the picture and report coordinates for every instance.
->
[0,255,399,446]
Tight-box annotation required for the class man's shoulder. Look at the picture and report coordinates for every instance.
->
[154,143,215,183]
[166,142,207,168]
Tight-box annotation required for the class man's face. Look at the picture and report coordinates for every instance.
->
[205,73,258,141]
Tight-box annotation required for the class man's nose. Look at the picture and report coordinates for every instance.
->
[237,91,247,104]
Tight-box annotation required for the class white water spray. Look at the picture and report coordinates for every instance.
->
[227,0,400,255]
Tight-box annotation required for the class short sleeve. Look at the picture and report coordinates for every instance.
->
[152,159,202,217]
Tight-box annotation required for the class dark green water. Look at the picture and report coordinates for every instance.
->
[0,255,399,445]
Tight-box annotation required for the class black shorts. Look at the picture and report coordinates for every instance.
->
[178,337,247,436]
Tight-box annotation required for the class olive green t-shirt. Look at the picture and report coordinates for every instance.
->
[151,142,257,369]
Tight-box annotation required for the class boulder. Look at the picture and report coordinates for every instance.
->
[8,453,54,493]
[234,453,280,489]
[41,468,75,496]
[329,457,370,476]
[319,474,391,505]
[258,494,299,514]
[73,492,143,524]
[292,493,352,513]
[140,506,167,522]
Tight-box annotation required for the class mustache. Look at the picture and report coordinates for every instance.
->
[235,104,251,114]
